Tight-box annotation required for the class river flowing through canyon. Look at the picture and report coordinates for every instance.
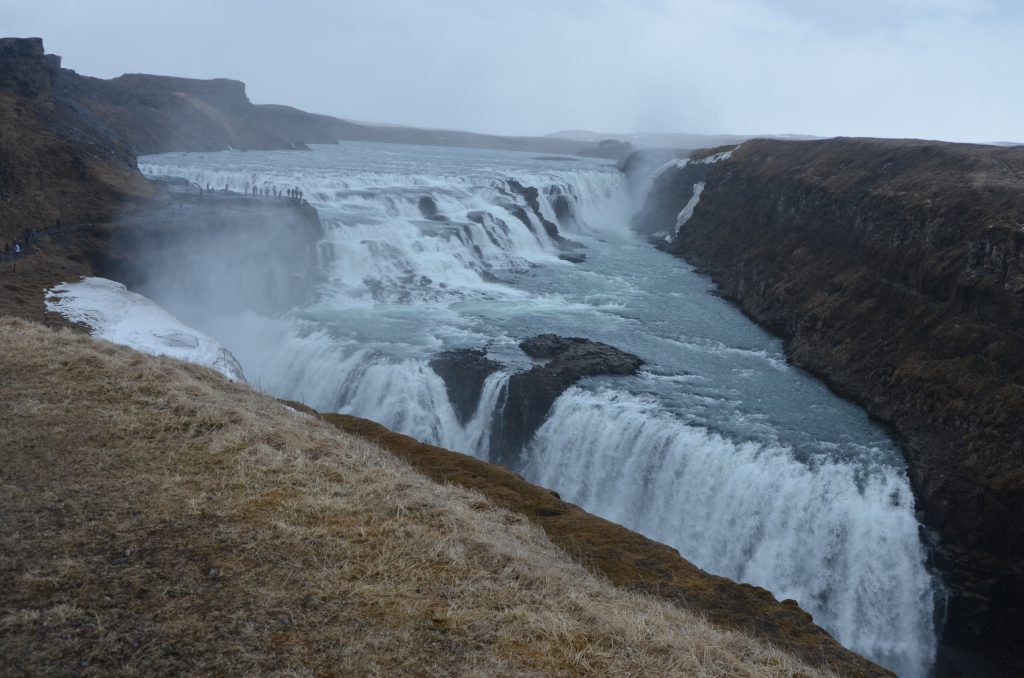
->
[139,141,941,677]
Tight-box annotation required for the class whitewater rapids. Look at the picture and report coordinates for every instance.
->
[139,141,940,677]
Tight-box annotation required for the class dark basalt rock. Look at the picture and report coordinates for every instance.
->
[519,334,643,375]
[490,335,643,464]
[617,147,689,192]
[636,136,1024,675]
[631,153,717,238]
[551,193,576,226]
[558,252,586,264]
[429,335,642,465]
[417,195,449,222]
[505,179,566,244]
[0,37,61,100]
[429,349,503,425]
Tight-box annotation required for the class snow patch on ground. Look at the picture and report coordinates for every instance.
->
[675,182,706,234]
[45,277,246,382]
[696,147,738,164]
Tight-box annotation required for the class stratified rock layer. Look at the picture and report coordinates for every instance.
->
[0,38,151,243]
[636,137,1024,673]
[429,349,503,424]
[0,37,61,100]
[496,335,642,464]
[429,335,643,464]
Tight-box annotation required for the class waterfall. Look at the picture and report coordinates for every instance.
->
[138,143,940,677]
[525,387,937,678]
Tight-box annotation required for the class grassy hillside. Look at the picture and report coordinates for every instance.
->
[0,318,838,677]
[0,91,151,244]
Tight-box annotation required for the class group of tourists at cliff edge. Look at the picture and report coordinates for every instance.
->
[199,182,304,203]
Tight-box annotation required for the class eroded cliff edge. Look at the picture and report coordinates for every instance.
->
[634,137,1024,673]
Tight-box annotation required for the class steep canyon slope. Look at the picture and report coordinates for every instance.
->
[0,38,151,243]
[3,318,883,676]
[634,137,1024,673]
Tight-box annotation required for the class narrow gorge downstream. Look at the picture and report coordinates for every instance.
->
[137,141,941,677]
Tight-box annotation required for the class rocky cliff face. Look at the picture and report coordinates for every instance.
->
[94,184,326,323]
[3,35,610,200]
[429,335,643,465]
[13,37,594,157]
[55,71,340,154]
[0,37,61,100]
[490,335,643,464]
[0,37,323,320]
[0,38,151,243]
[635,137,1024,674]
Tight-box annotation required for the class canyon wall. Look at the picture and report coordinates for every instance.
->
[634,137,1024,673]
[0,38,151,242]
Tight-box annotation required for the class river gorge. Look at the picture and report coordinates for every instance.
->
[128,141,943,677]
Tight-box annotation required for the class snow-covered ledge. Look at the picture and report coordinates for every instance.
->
[45,277,246,382]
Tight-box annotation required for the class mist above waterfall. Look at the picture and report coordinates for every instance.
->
[124,141,943,676]
[104,190,324,327]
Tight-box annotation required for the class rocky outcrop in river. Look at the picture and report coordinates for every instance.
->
[431,335,643,465]
[635,137,1024,674]
[430,349,503,425]
[496,335,643,462]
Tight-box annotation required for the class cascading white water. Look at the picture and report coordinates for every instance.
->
[525,387,936,677]
[143,148,627,307]
[139,141,939,677]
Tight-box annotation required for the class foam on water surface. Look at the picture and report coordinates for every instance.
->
[139,141,939,676]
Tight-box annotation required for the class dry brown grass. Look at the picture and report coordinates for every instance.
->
[0,92,152,244]
[0,236,98,326]
[0,317,830,676]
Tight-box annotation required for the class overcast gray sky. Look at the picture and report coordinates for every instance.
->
[6,0,1023,142]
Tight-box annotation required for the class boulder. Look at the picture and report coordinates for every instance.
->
[491,335,643,464]
[429,349,503,425]
[418,195,449,222]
